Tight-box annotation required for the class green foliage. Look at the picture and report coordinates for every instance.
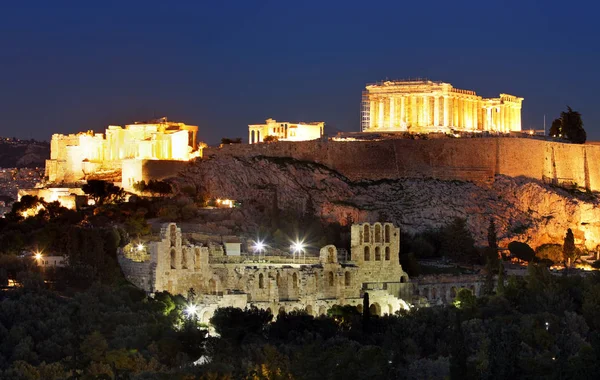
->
[400,252,421,277]
[550,106,586,144]
[536,243,563,265]
[508,241,535,262]
[439,218,479,264]
[82,180,125,205]
[209,307,272,344]
[563,228,577,266]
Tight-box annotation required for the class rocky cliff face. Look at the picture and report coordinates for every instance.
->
[177,155,600,250]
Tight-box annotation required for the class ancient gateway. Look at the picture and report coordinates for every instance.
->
[361,79,523,133]
[119,222,412,323]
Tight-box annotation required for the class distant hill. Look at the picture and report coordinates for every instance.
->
[0,138,49,168]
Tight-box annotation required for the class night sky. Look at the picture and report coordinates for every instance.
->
[2,0,599,144]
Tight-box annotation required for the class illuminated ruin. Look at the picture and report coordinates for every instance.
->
[361,79,523,133]
[248,118,324,144]
[45,117,199,186]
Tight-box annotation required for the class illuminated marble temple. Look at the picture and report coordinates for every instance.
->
[45,117,199,184]
[361,79,523,133]
[248,118,324,144]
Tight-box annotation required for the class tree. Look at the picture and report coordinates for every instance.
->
[362,292,370,333]
[507,241,535,262]
[563,228,577,267]
[82,180,125,205]
[549,106,586,144]
[496,263,505,295]
[487,219,498,251]
[439,218,478,264]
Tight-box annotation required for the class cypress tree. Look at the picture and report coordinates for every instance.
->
[362,292,370,333]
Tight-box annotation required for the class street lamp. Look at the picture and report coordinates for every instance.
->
[34,251,42,261]
[253,240,265,262]
[185,303,198,318]
[137,243,145,252]
[291,240,305,263]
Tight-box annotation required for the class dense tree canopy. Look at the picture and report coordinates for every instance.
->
[549,106,586,144]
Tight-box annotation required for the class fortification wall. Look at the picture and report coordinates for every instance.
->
[204,138,600,191]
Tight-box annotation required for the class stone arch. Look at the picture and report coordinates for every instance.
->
[170,224,177,247]
[385,246,390,260]
[200,309,211,324]
[415,288,420,296]
[318,305,327,316]
[364,246,370,261]
[363,224,370,243]
[181,249,188,269]
[356,304,363,313]
[400,275,408,283]
[374,224,381,243]
[259,273,265,289]
[375,246,381,261]
[469,285,475,295]
[292,272,298,289]
[194,248,201,269]
[451,286,457,298]
[305,305,313,316]
[170,249,176,269]
[432,287,437,299]
[328,271,334,287]
[423,287,429,299]
[327,246,335,263]
[344,272,351,286]
[266,308,272,316]
[384,224,391,243]
[278,306,285,315]
[369,303,381,316]
[209,278,217,294]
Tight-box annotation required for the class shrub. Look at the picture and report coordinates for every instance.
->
[508,241,535,262]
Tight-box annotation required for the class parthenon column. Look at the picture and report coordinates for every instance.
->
[453,97,459,127]
[434,96,440,126]
[500,106,505,132]
[473,101,478,130]
[422,95,429,126]
[378,99,384,129]
[400,96,405,128]
[487,107,492,131]
[443,96,449,127]
[389,97,395,129]
[458,98,463,129]
[411,95,417,128]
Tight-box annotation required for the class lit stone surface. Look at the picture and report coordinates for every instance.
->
[45,117,199,185]
[119,222,412,323]
[361,80,523,133]
[249,118,324,144]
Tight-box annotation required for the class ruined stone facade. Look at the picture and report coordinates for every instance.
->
[45,117,199,185]
[361,80,523,133]
[119,222,411,323]
[249,118,324,144]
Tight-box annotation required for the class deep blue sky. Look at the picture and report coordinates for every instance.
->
[1,0,599,144]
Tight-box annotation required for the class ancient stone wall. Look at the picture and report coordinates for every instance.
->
[205,138,600,191]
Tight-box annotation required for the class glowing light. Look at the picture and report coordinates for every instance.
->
[291,241,305,253]
[185,304,198,318]
[253,241,265,253]
[34,252,42,260]
[137,243,145,252]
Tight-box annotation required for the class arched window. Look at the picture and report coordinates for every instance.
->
[170,249,176,269]
[259,273,264,289]
[432,287,437,299]
[364,246,370,261]
[363,225,370,243]
[344,272,351,286]
[400,275,408,283]
[375,224,381,243]
[194,248,201,269]
[385,247,390,261]
[451,286,457,298]
[170,224,177,247]
[384,225,391,243]
[375,247,381,261]
[181,249,188,269]
[292,272,298,289]
[328,271,334,287]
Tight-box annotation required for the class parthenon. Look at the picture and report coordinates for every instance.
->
[361,79,523,133]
